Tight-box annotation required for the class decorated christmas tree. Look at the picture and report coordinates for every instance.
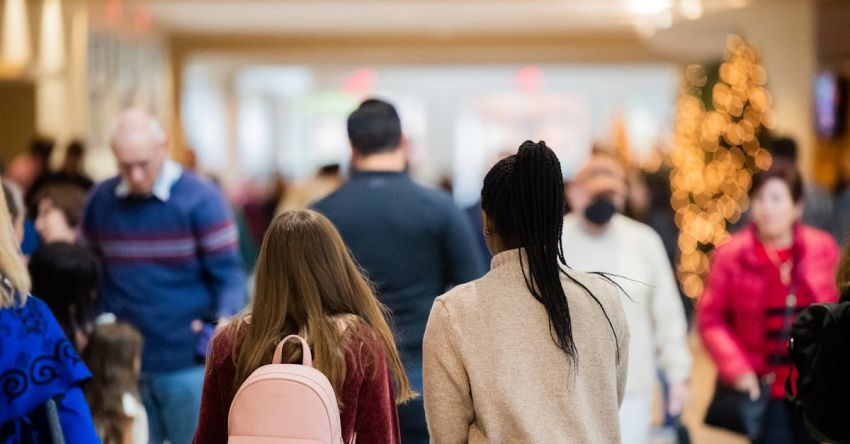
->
[670,35,776,298]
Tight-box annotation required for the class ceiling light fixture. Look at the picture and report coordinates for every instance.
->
[1,0,32,70]
[624,0,673,16]
[680,0,704,20]
[633,17,658,38]
[40,0,66,73]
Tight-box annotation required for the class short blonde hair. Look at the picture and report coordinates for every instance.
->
[0,174,30,307]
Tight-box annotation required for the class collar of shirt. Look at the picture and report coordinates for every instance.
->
[350,169,407,178]
[115,159,183,202]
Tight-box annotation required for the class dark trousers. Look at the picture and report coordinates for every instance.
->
[399,397,429,444]
[753,400,818,444]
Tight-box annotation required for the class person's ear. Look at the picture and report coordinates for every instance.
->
[565,183,583,212]
[349,142,359,164]
[160,137,171,161]
[398,134,410,158]
[482,210,495,236]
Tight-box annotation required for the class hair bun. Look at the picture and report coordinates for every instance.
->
[514,140,561,178]
[516,140,543,157]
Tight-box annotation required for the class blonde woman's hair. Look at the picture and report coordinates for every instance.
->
[231,210,415,404]
[0,174,30,307]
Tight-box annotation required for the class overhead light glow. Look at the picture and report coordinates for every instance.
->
[632,17,657,38]
[624,0,673,16]
[344,68,377,94]
[515,66,545,93]
[105,0,124,26]
[40,0,65,72]
[655,9,674,29]
[134,7,153,32]
[1,0,31,68]
[680,0,704,20]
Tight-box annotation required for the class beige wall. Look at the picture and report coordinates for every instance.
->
[0,79,35,163]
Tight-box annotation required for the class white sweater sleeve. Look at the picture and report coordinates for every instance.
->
[646,230,692,383]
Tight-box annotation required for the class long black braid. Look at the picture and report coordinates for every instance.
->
[482,140,621,364]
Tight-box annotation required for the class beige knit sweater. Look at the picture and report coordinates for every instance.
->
[423,249,630,444]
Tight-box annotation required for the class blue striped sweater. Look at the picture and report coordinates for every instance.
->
[82,171,246,373]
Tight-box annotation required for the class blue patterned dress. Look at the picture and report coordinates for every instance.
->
[0,295,99,443]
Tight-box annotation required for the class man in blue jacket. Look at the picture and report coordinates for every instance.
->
[314,98,485,443]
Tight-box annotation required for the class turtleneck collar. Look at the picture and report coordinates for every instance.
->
[490,248,528,270]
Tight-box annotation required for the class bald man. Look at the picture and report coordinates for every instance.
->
[82,109,246,444]
[561,153,691,444]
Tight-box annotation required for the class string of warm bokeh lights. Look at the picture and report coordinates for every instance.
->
[671,35,775,298]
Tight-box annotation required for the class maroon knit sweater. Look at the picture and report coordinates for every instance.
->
[192,323,401,443]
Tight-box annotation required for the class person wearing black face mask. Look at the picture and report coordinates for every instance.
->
[561,153,692,444]
[584,194,618,226]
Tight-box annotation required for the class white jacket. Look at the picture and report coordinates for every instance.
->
[561,213,691,395]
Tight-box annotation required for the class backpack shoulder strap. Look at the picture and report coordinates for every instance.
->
[44,397,65,444]
[272,335,313,366]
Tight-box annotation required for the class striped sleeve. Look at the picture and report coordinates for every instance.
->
[193,185,246,317]
[199,221,239,254]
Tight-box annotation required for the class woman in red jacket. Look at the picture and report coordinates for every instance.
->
[698,161,840,444]
[193,210,415,444]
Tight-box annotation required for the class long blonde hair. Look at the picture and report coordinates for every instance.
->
[0,174,31,307]
[232,210,414,404]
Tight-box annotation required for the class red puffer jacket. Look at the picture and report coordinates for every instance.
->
[698,224,839,395]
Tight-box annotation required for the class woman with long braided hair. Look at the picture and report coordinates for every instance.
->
[423,140,629,443]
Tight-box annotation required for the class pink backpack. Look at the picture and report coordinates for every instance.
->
[228,335,345,444]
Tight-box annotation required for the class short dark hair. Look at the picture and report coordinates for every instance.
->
[30,136,55,161]
[770,137,798,162]
[29,242,101,349]
[35,183,88,226]
[67,139,85,159]
[749,159,804,203]
[347,99,402,156]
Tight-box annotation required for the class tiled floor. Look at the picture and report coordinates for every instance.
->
[678,335,747,444]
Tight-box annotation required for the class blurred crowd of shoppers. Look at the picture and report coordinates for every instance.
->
[0,96,847,444]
